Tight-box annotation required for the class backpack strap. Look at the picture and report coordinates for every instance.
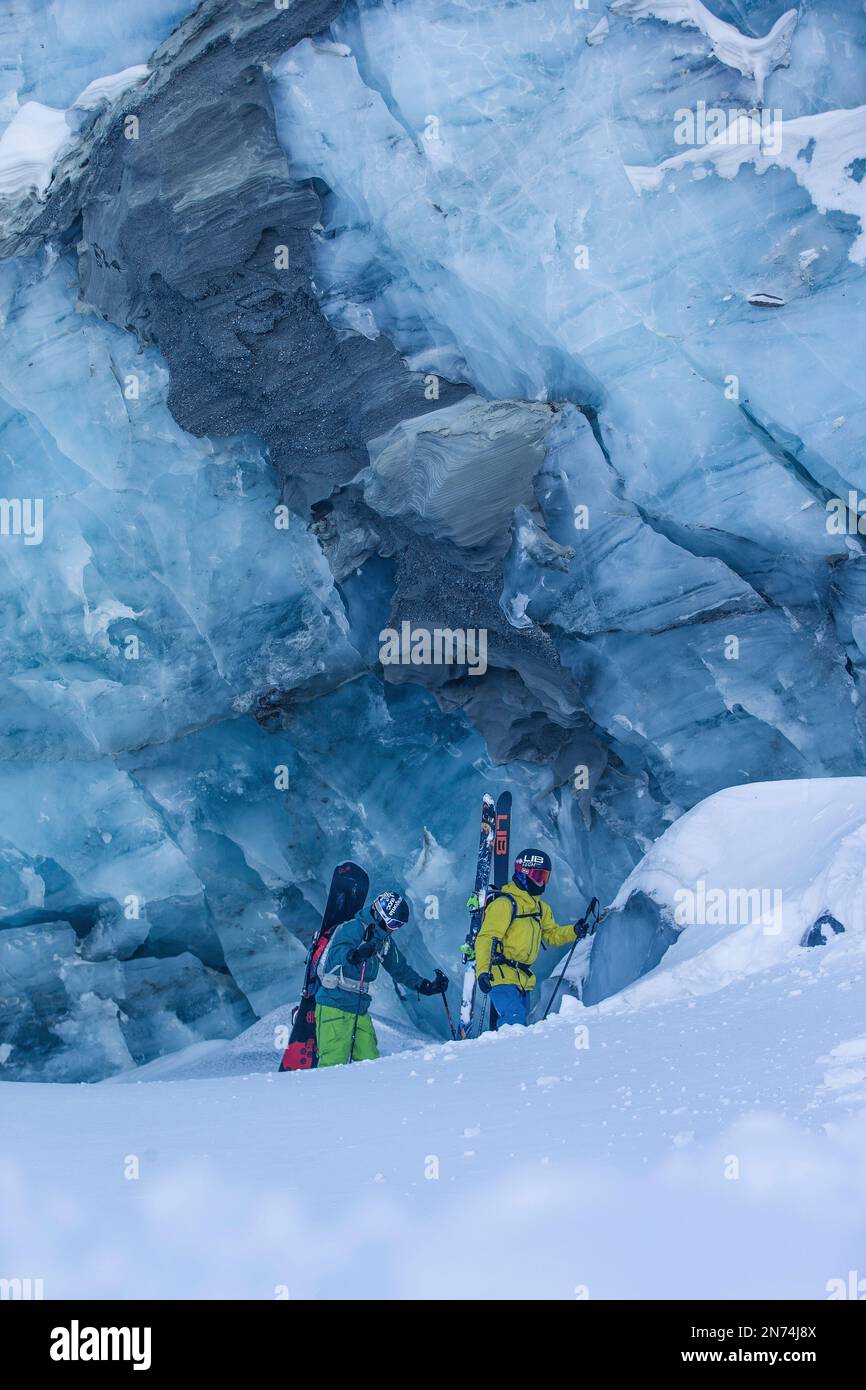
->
[486,887,518,926]
[486,888,542,928]
[315,919,373,997]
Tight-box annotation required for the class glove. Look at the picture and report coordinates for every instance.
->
[418,969,449,996]
[348,940,377,965]
[573,919,589,941]
[476,971,493,994]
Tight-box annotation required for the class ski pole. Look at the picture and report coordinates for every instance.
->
[542,897,601,1020]
[478,935,502,1035]
[347,960,367,1064]
[477,994,488,1037]
[441,988,456,1040]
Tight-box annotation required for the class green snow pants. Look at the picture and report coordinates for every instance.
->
[315,1002,379,1066]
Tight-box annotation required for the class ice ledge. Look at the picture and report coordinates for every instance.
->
[609,0,798,103]
[625,105,866,265]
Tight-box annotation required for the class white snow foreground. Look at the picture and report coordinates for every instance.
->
[606,777,866,1009]
[3,776,866,1299]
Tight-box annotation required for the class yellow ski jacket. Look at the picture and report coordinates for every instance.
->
[474,880,579,992]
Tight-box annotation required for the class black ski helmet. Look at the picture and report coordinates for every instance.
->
[514,848,552,895]
[370,891,410,931]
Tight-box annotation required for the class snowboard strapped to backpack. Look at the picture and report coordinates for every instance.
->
[278,861,369,1073]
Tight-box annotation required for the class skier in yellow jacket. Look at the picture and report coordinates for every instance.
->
[474,848,590,1027]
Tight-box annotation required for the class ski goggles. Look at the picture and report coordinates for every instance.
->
[518,865,550,888]
[372,903,404,931]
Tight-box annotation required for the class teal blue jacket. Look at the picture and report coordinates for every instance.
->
[316,917,426,1015]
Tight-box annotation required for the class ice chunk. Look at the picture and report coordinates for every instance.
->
[361,397,556,561]
[501,406,762,636]
[800,910,844,948]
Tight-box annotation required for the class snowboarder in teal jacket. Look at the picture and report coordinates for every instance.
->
[315,891,448,1066]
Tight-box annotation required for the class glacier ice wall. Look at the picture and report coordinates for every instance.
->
[271,1,866,820]
[2,0,866,1075]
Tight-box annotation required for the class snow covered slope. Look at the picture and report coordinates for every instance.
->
[585,776,866,1003]
[3,904,865,1298]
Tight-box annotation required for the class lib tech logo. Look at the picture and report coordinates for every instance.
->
[495,817,508,855]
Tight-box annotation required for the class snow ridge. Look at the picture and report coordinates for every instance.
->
[0,66,148,201]
[609,0,799,102]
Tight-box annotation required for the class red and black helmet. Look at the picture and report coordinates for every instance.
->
[514,848,552,890]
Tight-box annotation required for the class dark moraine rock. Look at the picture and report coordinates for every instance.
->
[1,0,470,510]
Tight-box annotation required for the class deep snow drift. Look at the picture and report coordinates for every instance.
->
[585,776,866,1001]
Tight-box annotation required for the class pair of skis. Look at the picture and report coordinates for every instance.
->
[458,790,511,1039]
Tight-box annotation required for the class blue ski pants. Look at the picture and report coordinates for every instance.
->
[490,984,530,1028]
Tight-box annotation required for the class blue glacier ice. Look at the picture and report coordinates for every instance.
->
[0,0,189,126]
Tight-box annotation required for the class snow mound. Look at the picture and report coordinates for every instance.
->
[819,1035,866,1106]
[600,777,866,1009]
[72,65,149,113]
[0,102,69,198]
